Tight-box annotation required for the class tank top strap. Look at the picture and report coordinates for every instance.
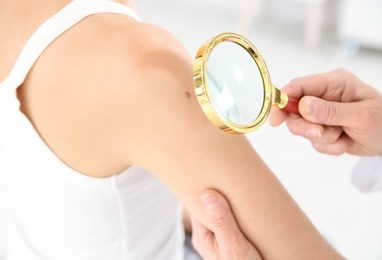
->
[0,0,140,104]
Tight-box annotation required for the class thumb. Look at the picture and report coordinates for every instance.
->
[200,190,244,249]
[300,96,357,127]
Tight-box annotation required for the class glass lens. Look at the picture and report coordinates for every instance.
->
[206,41,264,125]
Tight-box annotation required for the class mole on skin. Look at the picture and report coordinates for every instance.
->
[185,91,191,99]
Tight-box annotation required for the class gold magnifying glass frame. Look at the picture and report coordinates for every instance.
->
[193,32,289,134]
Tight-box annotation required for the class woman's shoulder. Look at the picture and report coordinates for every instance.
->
[22,15,194,177]
[88,14,190,65]
[42,12,192,108]
[72,15,192,93]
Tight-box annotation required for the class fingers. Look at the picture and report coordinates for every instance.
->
[270,88,356,155]
[269,69,353,128]
[282,69,353,99]
[199,190,244,250]
[311,134,353,155]
[284,114,354,155]
[270,69,382,156]
[196,189,262,260]
[269,107,287,127]
[190,191,232,256]
[271,96,358,132]
[299,96,360,128]
[284,113,349,155]
[190,214,215,256]
[285,115,342,142]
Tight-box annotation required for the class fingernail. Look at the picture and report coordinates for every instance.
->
[306,128,322,139]
[305,98,318,115]
[201,194,218,209]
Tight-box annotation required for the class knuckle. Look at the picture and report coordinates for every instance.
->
[288,78,300,86]
[284,78,301,93]
[358,104,376,124]
[209,212,230,229]
[288,125,300,135]
[333,68,352,81]
[285,120,301,136]
[321,126,342,144]
[333,68,348,76]
[348,102,377,130]
[322,102,338,123]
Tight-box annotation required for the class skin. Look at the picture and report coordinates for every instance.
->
[270,69,382,156]
[1,1,344,259]
[195,69,382,258]
[192,189,262,260]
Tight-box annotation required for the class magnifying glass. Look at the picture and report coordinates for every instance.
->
[193,32,300,134]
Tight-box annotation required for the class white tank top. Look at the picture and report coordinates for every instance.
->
[0,1,184,259]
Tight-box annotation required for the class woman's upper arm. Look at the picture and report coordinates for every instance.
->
[108,24,342,259]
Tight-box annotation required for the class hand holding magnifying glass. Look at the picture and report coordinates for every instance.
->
[193,32,300,134]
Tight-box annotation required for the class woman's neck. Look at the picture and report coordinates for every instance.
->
[0,0,71,82]
[0,0,138,82]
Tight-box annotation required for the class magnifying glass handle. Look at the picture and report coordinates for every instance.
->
[284,96,301,115]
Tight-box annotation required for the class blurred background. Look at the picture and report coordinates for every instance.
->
[1,0,382,259]
[134,0,382,259]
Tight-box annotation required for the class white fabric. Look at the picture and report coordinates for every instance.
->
[0,1,185,259]
[352,156,382,192]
